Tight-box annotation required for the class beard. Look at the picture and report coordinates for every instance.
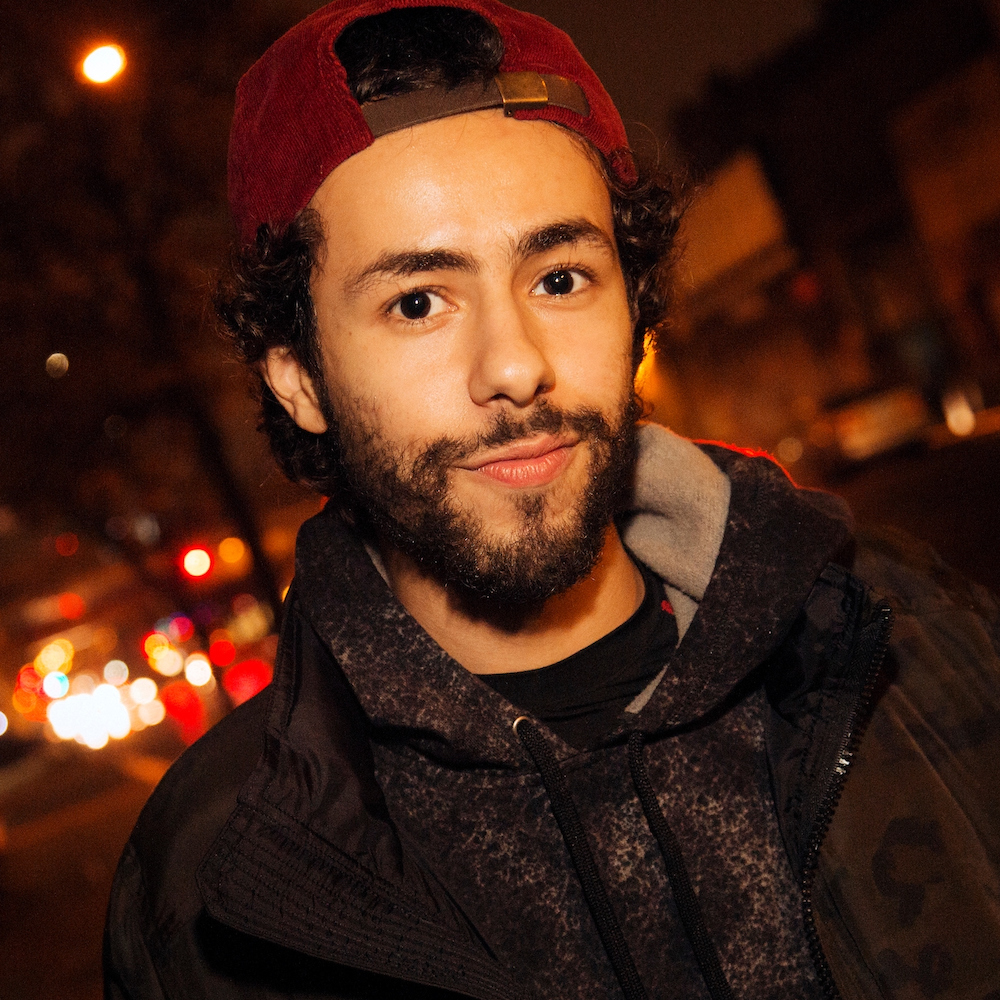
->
[316,384,641,606]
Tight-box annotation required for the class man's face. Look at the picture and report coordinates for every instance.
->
[283,110,638,603]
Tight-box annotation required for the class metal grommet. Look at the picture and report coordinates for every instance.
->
[512,715,531,734]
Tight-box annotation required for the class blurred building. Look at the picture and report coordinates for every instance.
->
[658,0,1000,474]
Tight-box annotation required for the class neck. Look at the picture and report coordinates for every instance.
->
[381,525,644,674]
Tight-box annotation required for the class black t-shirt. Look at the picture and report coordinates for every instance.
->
[479,560,678,748]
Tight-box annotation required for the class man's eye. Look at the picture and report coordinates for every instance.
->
[535,270,581,296]
[390,290,444,321]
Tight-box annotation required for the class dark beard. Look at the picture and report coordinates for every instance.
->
[318,389,640,606]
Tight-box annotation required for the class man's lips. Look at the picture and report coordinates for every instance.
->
[460,435,577,488]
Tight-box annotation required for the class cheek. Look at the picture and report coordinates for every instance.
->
[548,300,635,400]
[323,331,471,440]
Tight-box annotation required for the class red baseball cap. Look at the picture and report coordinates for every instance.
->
[229,0,635,246]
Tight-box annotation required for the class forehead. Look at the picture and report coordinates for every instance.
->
[308,110,612,263]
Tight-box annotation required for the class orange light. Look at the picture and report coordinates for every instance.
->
[142,631,170,659]
[12,688,37,715]
[181,547,212,579]
[55,533,79,556]
[58,592,86,620]
[82,44,126,84]
[218,537,246,564]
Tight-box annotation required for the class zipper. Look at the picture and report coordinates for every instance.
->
[800,601,893,999]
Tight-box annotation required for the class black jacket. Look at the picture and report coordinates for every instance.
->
[104,428,1000,999]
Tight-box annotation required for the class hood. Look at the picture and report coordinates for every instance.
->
[293,424,854,764]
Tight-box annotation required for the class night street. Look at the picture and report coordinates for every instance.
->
[3,0,1000,995]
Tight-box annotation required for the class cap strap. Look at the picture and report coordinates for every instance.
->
[361,72,590,138]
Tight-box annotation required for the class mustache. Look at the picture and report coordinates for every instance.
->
[413,403,615,474]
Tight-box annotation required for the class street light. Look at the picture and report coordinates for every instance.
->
[82,44,126,84]
[180,546,213,579]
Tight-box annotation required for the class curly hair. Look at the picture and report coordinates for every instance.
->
[216,7,686,496]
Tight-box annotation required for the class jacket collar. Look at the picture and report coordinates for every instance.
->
[198,600,524,999]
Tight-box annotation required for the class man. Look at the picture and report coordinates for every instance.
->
[104,2,1000,998]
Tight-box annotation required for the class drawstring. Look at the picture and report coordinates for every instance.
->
[513,718,735,1000]
[514,717,648,1000]
[628,731,735,1000]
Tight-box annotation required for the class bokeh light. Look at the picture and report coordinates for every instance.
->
[42,671,69,700]
[70,672,97,696]
[230,594,271,643]
[82,44,126,84]
[47,684,136,747]
[142,631,170,659]
[168,614,194,643]
[137,700,166,726]
[943,389,976,437]
[218,537,246,564]
[17,665,43,696]
[12,688,37,715]
[161,680,206,742]
[103,659,129,686]
[55,532,79,556]
[36,638,73,674]
[775,436,804,466]
[182,547,212,578]
[58,592,86,620]
[209,637,236,667]
[222,659,273,706]
[0,711,8,737]
[129,677,158,705]
[184,653,213,687]
[151,646,184,677]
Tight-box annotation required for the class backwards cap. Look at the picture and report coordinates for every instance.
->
[228,0,634,245]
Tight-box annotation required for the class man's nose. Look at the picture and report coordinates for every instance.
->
[467,297,556,408]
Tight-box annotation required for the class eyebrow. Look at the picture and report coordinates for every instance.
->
[344,217,615,295]
[346,249,480,295]
[514,218,615,260]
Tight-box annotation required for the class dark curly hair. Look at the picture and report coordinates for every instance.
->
[217,7,686,497]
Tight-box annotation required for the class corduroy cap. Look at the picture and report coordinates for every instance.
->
[229,0,634,246]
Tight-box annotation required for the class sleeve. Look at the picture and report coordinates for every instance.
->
[103,842,168,1000]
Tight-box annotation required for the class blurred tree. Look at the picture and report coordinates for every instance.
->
[0,0,324,620]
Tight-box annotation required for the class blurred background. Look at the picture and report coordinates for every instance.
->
[2,0,999,996]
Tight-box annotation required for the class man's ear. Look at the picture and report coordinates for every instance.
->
[261,347,329,434]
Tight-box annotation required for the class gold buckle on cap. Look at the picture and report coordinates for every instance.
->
[496,72,549,112]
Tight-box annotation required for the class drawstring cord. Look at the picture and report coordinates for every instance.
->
[627,731,735,1000]
[513,718,736,1000]
[514,717,649,1000]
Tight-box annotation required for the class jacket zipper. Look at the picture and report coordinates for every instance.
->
[800,602,893,999]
